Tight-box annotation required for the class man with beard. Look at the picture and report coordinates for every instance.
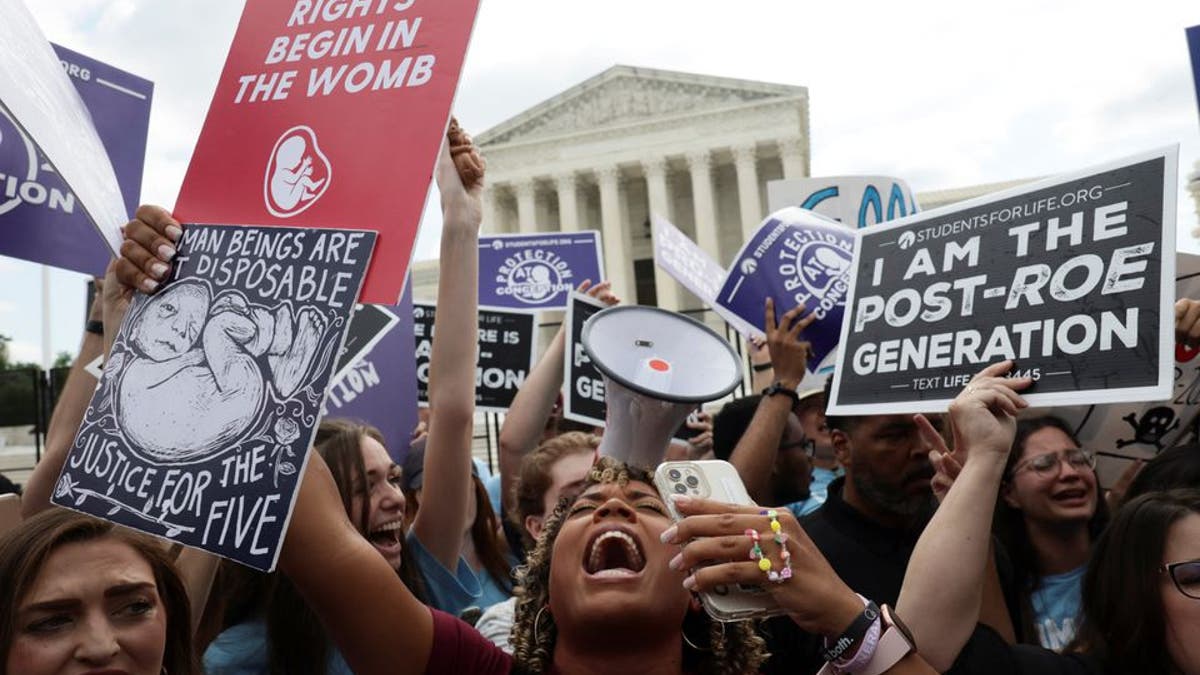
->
[799,376,939,607]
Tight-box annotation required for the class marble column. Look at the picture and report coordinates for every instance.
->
[555,172,579,232]
[643,157,681,311]
[732,145,762,242]
[597,166,633,302]
[779,138,807,180]
[514,180,537,234]
[481,187,502,234]
[686,150,721,263]
[1188,160,1200,238]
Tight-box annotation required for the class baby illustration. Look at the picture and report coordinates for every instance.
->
[269,134,326,212]
[116,281,326,463]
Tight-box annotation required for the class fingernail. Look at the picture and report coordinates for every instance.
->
[669,552,684,570]
[669,494,692,506]
[682,575,697,591]
[141,278,159,293]
[660,525,678,544]
[158,244,176,261]
[165,225,182,242]
[150,262,169,279]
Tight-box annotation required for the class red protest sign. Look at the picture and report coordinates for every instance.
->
[176,0,480,303]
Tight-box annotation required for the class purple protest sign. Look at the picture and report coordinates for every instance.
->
[1189,25,1200,126]
[651,215,757,337]
[0,44,152,275]
[478,231,604,311]
[715,208,855,369]
[323,285,420,464]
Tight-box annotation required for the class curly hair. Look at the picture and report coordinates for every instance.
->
[509,457,767,675]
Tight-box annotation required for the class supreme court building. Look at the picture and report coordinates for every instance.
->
[411,65,1030,310]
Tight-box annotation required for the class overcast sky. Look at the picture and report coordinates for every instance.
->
[3,0,1199,365]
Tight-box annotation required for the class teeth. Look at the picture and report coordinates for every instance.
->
[587,530,643,573]
[373,520,404,534]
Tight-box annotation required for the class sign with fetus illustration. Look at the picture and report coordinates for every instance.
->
[174,0,482,304]
[54,224,376,570]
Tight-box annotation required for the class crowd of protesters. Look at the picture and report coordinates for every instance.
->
[0,125,1197,675]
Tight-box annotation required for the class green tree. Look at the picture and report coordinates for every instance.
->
[0,333,43,428]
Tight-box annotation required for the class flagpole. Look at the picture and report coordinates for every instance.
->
[41,264,51,370]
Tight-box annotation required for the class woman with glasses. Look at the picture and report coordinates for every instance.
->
[994,416,1108,651]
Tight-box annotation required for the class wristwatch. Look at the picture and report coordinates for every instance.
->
[761,381,799,406]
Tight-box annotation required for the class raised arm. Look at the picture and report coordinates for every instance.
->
[282,452,432,675]
[410,132,486,569]
[21,281,105,517]
[897,361,1031,671]
[497,280,617,516]
[728,298,812,503]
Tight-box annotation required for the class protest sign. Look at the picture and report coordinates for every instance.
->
[766,176,919,229]
[0,2,137,255]
[563,291,608,427]
[0,45,152,275]
[479,232,604,311]
[412,303,535,412]
[324,289,420,461]
[55,224,376,570]
[715,208,855,372]
[829,148,1178,415]
[1045,252,1200,488]
[333,302,399,382]
[175,0,481,304]
[1188,25,1200,125]
[651,215,757,337]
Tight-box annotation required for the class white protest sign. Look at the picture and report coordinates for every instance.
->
[829,147,1178,415]
[0,0,127,251]
[767,176,919,229]
[651,215,757,337]
[1046,251,1200,487]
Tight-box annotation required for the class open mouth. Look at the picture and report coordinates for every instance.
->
[369,519,404,555]
[1052,487,1089,503]
[584,526,646,578]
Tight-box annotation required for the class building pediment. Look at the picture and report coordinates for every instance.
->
[477,65,806,147]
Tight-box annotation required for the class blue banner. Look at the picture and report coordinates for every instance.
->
[478,231,604,311]
[0,45,152,275]
[715,208,855,368]
[1189,25,1200,126]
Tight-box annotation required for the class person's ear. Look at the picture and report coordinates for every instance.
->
[832,429,851,466]
[1001,481,1020,509]
[525,515,544,541]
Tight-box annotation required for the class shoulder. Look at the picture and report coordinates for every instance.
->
[427,608,515,674]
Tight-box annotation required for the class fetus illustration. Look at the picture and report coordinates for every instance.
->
[264,125,330,218]
[115,280,328,463]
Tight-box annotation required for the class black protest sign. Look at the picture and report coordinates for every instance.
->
[55,224,375,570]
[412,303,535,412]
[334,303,399,381]
[829,149,1176,414]
[563,291,607,427]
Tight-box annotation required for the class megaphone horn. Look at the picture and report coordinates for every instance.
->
[581,306,743,468]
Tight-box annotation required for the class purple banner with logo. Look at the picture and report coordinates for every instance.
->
[323,284,420,463]
[715,208,855,368]
[478,231,604,311]
[0,44,152,275]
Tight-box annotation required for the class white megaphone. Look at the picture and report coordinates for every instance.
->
[582,306,743,468]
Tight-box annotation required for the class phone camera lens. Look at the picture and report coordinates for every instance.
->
[667,469,682,481]
[673,483,687,494]
[685,476,699,488]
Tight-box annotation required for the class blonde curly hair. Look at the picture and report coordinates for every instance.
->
[508,457,767,674]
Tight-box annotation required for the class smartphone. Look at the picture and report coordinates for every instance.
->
[654,460,785,622]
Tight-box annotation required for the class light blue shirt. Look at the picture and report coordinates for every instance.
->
[1030,565,1085,651]
[203,619,353,675]
[785,466,840,518]
[408,531,513,616]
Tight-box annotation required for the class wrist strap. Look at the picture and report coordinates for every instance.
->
[751,361,773,372]
[761,382,800,406]
[85,319,104,336]
[821,598,879,663]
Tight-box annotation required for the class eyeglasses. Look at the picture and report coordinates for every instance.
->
[1160,559,1200,600]
[1010,448,1096,478]
[780,437,816,458]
